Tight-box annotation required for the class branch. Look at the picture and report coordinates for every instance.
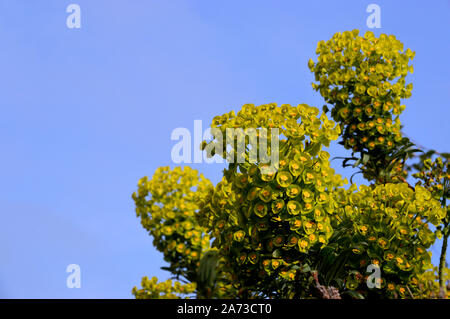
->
[312,271,341,299]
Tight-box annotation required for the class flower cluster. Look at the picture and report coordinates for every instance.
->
[335,183,445,298]
[415,266,450,299]
[413,157,449,202]
[131,31,448,300]
[201,103,341,163]
[132,166,213,275]
[309,30,414,154]
[198,103,346,295]
[132,276,196,299]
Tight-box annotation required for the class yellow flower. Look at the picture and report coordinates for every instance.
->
[274,236,283,245]
[272,260,280,269]
[289,236,299,245]
[299,240,308,248]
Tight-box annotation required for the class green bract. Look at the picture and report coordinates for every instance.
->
[277,171,293,188]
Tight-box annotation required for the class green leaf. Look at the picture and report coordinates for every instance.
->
[352,158,361,168]
[343,290,365,299]
[307,142,321,157]
[362,153,370,165]
[301,263,311,273]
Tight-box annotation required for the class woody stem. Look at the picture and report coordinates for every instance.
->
[438,229,448,296]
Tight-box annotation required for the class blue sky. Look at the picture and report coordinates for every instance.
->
[0,0,448,298]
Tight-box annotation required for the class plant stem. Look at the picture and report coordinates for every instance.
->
[438,231,448,297]
[438,179,448,298]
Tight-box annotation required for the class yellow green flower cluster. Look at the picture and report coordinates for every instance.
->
[308,30,414,154]
[132,166,213,272]
[201,103,341,163]
[198,103,346,294]
[132,276,196,299]
[413,157,449,202]
[415,266,450,299]
[130,31,447,299]
[335,183,445,298]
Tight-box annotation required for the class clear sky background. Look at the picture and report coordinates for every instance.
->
[0,0,448,298]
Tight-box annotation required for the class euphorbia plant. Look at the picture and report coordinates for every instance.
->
[131,30,449,299]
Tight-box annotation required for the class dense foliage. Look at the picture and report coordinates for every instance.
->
[131,30,449,299]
